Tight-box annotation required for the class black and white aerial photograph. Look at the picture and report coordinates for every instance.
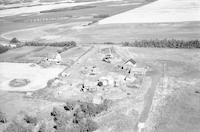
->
[0,0,199,132]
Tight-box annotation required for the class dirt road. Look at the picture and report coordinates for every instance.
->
[113,46,163,131]
[62,45,96,78]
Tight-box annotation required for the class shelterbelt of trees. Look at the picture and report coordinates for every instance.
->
[0,38,77,54]
[122,39,200,48]
[0,45,9,54]
[9,38,77,47]
[23,41,77,47]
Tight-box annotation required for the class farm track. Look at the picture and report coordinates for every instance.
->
[113,46,162,131]
[61,45,94,73]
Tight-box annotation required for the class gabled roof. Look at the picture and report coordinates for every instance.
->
[124,59,136,65]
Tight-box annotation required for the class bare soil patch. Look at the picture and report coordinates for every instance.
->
[9,79,30,87]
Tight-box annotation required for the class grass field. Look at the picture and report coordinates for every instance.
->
[0,62,65,91]
[0,46,60,62]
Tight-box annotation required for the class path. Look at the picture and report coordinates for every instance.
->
[114,46,162,132]
[61,45,96,77]
[137,70,161,132]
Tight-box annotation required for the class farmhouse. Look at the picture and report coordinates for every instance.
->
[118,58,136,72]
[124,59,136,68]
[47,52,62,63]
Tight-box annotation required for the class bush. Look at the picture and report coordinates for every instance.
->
[93,14,109,18]
[0,111,7,124]
[64,102,75,111]
[23,115,38,126]
[0,45,9,54]
[51,107,61,117]
[78,101,109,117]
[79,119,98,132]
[73,108,85,124]
[122,39,200,49]
[10,37,20,43]
[88,20,98,25]
[38,123,47,132]
[50,100,110,132]
[51,107,71,132]
[103,42,114,45]
[72,108,98,132]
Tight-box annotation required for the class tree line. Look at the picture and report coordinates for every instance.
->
[23,41,77,47]
[0,38,77,54]
[122,39,200,48]
[0,45,9,54]
[10,37,77,47]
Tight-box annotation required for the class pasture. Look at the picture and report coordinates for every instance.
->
[0,62,65,91]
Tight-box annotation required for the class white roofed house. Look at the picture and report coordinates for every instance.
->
[122,59,137,81]
[121,58,136,71]
[47,52,62,63]
[55,52,62,62]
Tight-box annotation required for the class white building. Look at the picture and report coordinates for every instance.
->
[47,52,62,63]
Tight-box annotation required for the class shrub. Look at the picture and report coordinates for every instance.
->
[38,123,47,132]
[23,115,38,126]
[73,108,85,124]
[51,107,71,132]
[93,14,109,18]
[50,100,110,132]
[51,107,61,117]
[79,119,98,132]
[88,20,98,25]
[64,102,75,111]
[0,45,9,54]
[78,101,109,117]
[0,111,7,124]
[72,109,98,132]
[103,42,114,45]
[10,37,20,43]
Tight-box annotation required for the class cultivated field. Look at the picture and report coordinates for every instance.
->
[99,0,200,24]
[1,0,199,43]
[0,0,152,43]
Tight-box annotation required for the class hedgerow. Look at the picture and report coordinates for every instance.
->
[122,39,200,48]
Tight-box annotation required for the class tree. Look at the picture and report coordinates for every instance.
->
[10,37,20,43]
